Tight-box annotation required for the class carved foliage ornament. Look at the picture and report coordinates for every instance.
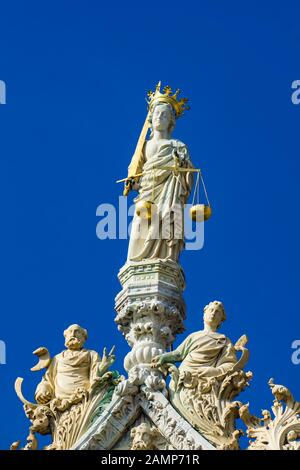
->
[240,379,300,450]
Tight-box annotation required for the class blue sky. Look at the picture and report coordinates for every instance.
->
[0,1,300,449]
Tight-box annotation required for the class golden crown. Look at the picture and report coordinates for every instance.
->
[147,81,190,117]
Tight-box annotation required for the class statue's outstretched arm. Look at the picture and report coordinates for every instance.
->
[151,349,183,368]
[152,332,192,368]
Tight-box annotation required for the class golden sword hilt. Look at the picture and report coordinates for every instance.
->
[118,174,144,196]
[123,178,133,197]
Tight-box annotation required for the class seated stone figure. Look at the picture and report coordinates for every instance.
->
[152,301,251,450]
[35,324,113,404]
[14,324,122,450]
[152,301,236,377]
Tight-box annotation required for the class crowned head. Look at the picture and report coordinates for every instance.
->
[150,102,176,135]
[147,82,190,118]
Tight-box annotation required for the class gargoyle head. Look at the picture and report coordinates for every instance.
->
[27,405,53,435]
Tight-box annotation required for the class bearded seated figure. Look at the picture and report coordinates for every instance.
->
[35,324,112,406]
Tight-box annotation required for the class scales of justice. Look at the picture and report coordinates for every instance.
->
[12,83,300,452]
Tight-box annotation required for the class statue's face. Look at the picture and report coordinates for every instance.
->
[64,325,86,350]
[152,103,174,133]
[287,430,298,442]
[204,305,224,329]
[131,424,155,450]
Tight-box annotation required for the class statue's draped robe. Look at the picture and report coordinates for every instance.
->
[127,139,194,262]
[35,349,101,400]
[175,330,237,375]
[169,330,238,433]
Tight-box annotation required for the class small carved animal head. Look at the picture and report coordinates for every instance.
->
[29,406,52,435]
[269,379,293,403]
